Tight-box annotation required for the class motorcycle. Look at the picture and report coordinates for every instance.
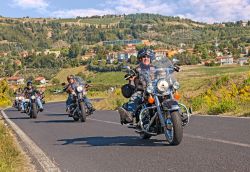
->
[124,56,191,145]
[65,76,93,122]
[24,91,41,119]
[13,94,24,111]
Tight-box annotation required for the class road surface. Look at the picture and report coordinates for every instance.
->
[3,102,250,172]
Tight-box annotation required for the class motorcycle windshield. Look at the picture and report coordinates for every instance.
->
[74,76,86,86]
[139,55,176,86]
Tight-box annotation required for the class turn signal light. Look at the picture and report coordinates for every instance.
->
[148,95,155,104]
[174,91,181,100]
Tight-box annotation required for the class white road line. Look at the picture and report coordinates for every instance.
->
[89,118,121,125]
[89,117,250,148]
[1,110,61,172]
[184,134,250,148]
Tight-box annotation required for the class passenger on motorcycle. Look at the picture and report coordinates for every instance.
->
[64,75,95,114]
[21,81,44,112]
[118,48,155,125]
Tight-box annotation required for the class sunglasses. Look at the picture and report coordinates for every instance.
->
[142,55,150,59]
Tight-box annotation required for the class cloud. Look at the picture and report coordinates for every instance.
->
[52,8,114,18]
[52,0,174,18]
[174,0,250,23]
[12,0,250,23]
[11,0,48,10]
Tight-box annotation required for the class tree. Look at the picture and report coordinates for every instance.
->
[68,43,80,58]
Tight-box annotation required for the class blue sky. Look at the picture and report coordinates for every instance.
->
[0,0,250,23]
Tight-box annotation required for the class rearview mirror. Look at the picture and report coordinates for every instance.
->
[61,82,66,86]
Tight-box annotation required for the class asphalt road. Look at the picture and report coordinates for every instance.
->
[3,102,250,172]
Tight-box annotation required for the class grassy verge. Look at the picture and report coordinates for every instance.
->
[49,65,250,116]
[0,116,34,172]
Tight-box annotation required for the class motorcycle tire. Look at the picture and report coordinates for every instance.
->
[73,116,79,121]
[79,102,86,122]
[30,103,37,119]
[139,132,152,139]
[18,104,21,111]
[165,111,183,145]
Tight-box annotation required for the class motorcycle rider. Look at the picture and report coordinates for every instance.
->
[64,75,95,115]
[118,48,155,125]
[13,87,23,107]
[21,81,44,112]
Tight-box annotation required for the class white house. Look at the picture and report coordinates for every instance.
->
[216,56,234,65]
[7,76,24,85]
[35,76,46,85]
[238,57,249,66]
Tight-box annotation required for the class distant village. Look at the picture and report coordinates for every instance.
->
[0,39,249,87]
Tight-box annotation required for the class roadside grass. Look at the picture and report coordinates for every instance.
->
[49,64,250,116]
[0,117,31,172]
[54,66,87,83]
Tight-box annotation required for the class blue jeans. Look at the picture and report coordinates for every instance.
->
[123,91,143,115]
[66,95,93,109]
[21,98,43,111]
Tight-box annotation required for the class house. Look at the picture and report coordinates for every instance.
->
[216,56,234,65]
[238,57,249,66]
[35,76,46,85]
[106,53,117,64]
[125,50,137,60]
[19,51,29,58]
[44,49,61,58]
[0,52,8,57]
[154,49,169,57]
[7,76,24,85]
[118,52,126,62]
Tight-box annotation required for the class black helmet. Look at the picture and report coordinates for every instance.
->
[137,48,155,61]
[121,84,135,98]
[27,81,32,86]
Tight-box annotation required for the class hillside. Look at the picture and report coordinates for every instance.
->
[0,13,249,53]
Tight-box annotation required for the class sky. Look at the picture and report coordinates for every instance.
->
[0,0,250,23]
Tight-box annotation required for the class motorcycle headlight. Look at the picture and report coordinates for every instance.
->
[15,97,18,100]
[157,79,169,92]
[31,95,36,99]
[77,86,83,92]
[18,96,23,100]
[173,81,180,90]
[146,85,154,94]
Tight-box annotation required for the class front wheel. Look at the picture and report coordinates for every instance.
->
[139,132,152,139]
[30,103,37,119]
[165,111,183,145]
[18,103,22,111]
[79,102,86,122]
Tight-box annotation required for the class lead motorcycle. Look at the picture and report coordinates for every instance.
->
[65,76,94,122]
[124,56,191,145]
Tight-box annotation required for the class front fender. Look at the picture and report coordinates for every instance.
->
[162,99,180,111]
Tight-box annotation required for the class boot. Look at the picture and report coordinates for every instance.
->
[117,107,133,125]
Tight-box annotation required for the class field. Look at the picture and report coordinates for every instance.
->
[54,66,87,83]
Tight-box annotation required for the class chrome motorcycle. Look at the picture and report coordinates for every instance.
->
[24,92,40,119]
[67,77,93,122]
[127,56,191,145]
[14,94,24,111]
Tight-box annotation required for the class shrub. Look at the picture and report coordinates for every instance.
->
[208,100,237,115]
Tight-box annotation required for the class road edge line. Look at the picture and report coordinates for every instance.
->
[1,109,61,172]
